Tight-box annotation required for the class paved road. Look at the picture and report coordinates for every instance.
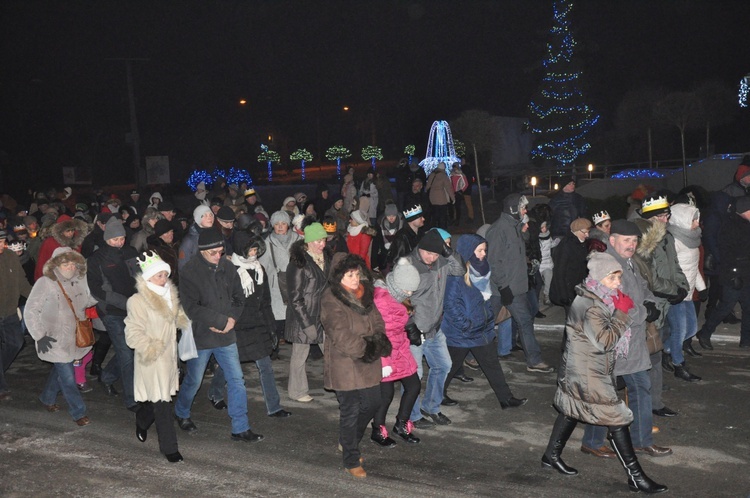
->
[1,303,749,497]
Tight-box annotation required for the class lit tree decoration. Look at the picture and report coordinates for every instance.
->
[527,0,599,167]
[453,139,466,158]
[258,144,280,182]
[211,168,228,185]
[326,145,352,179]
[419,120,461,176]
[362,145,383,170]
[404,144,416,164]
[226,167,252,186]
[290,148,313,181]
[186,169,214,191]
[739,74,750,107]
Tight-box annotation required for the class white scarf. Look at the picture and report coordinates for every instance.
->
[231,252,264,297]
[347,223,366,237]
[146,281,173,310]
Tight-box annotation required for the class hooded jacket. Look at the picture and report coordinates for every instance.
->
[86,242,138,317]
[668,204,706,298]
[441,234,496,348]
[124,276,189,402]
[25,249,97,363]
[0,249,32,318]
[34,216,89,281]
[486,195,529,296]
[284,239,330,344]
[372,284,418,382]
[554,285,634,426]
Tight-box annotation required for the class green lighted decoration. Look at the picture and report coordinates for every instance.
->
[362,145,383,170]
[258,146,281,181]
[326,145,352,179]
[404,144,416,165]
[290,148,314,181]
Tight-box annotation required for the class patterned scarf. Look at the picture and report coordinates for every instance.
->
[583,276,631,359]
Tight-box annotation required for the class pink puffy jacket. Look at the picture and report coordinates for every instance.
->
[373,286,418,382]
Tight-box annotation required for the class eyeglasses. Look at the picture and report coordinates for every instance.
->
[205,249,224,257]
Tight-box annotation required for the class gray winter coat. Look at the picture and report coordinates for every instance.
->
[486,212,528,296]
[259,230,301,320]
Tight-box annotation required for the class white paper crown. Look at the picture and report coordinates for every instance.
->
[641,196,669,214]
[403,204,423,219]
[592,210,611,225]
[8,241,26,252]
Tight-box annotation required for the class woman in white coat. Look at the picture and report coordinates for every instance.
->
[26,247,97,426]
[125,251,190,463]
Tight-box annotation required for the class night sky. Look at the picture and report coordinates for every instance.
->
[2,1,750,191]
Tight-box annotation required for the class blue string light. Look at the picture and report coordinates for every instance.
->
[739,76,749,107]
[610,169,665,179]
[420,120,461,176]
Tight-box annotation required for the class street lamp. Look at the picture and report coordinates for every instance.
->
[554,183,559,191]
[531,176,537,197]
[588,163,594,179]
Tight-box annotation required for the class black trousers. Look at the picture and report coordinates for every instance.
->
[373,372,421,426]
[335,386,382,469]
[445,343,513,404]
[91,328,111,368]
[136,400,178,455]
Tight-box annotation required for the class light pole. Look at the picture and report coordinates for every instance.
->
[588,163,594,179]
[531,176,537,197]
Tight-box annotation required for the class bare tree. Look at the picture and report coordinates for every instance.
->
[692,80,737,157]
[654,92,702,187]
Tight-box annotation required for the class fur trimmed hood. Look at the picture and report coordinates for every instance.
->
[633,218,666,258]
[134,276,190,330]
[51,217,89,248]
[42,248,86,281]
[328,253,375,314]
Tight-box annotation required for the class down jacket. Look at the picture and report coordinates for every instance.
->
[554,285,634,426]
[124,276,189,402]
[373,284,418,382]
[284,239,330,344]
[234,264,277,362]
[441,234,496,348]
[26,248,97,363]
[320,257,389,391]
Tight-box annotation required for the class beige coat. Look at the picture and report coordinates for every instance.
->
[554,286,634,426]
[125,277,189,402]
[426,169,454,206]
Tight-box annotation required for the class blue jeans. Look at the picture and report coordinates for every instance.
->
[100,314,136,409]
[175,343,250,434]
[210,356,282,415]
[409,329,451,419]
[701,283,750,346]
[666,300,698,364]
[39,362,87,421]
[505,292,543,366]
[0,313,25,393]
[582,369,652,449]
[496,320,512,356]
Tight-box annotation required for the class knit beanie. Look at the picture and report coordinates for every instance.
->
[384,203,399,217]
[197,228,224,250]
[587,251,622,282]
[154,219,173,237]
[418,229,445,254]
[216,206,235,222]
[138,251,171,280]
[304,222,327,243]
[103,217,126,240]
[570,218,593,233]
[270,210,290,227]
[386,257,420,302]
[193,205,212,225]
[433,228,451,241]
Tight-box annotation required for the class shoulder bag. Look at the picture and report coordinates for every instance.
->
[57,281,96,348]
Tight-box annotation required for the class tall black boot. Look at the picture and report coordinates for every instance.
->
[608,426,668,494]
[541,413,579,476]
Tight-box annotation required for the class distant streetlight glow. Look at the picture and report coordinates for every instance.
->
[343,106,349,111]
[239,99,247,105]
[531,176,537,197]
[588,163,594,179]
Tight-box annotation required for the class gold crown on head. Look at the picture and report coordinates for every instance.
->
[592,211,610,225]
[641,196,669,214]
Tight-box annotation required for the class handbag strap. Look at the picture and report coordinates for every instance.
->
[268,241,282,275]
[56,280,82,321]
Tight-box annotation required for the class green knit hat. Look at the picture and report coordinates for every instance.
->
[304,222,327,243]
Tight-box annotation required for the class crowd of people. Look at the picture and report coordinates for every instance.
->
[1,156,749,491]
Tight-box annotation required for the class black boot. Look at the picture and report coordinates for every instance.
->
[370,423,397,447]
[682,339,702,358]
[673,362,701,382]
[608,426,668,494]
[89,363,102,380]
[393,418,420,444]
[661,353,675,373]
[541,413,578,476]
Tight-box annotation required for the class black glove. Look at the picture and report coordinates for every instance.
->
[441,242,453,258]
[644,301,661,323]
[405,323,422,346]
[36,336,57,354]
[698,288,708,302]
[500,286,514,306]
[667,287,689,305]
[361,332,393,363]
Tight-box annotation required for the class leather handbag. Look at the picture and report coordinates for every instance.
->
[645,321,663,355]
[495,305,512,325]
[57,281,96,348]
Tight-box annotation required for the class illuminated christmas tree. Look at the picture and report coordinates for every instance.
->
[326,145,351,180]
[528,0,598,168]
[361,145,383,171]
[290,148,313,181]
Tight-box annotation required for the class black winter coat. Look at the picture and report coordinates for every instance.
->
[548,191,587,238]
[234,265,276,362]
[718,213,750,287]
[549,234,589,307]
[386,225,423,268]
[284,240,330,344]
[86,244,138,317]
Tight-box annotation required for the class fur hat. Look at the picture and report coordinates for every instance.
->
[587,251,622,282]
[294,192,307,204]
[137,251,171,280]
[304,222,327,243]
[418,229,445,254]
[197,228,223,250]
[570,218,593,233]
[103,217,125,240]
[270,210,291,227]
[503,193,528,219]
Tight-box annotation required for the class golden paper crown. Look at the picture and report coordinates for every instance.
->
[641,196,669,214]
